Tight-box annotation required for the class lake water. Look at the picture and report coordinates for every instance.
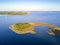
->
[0,11,60,45]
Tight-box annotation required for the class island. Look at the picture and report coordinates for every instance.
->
[0,11,27,15]
[9,22,60,35]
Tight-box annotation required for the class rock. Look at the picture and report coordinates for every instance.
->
[48,26,60,37]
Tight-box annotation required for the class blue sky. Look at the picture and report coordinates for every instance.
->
[0,0,60,11]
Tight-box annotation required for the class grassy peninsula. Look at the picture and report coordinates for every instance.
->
[9,22,60,35]
[0,11,27,15]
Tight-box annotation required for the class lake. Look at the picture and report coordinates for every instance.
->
[0,11,60,45]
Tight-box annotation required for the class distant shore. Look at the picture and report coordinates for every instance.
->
[0,11,27,15]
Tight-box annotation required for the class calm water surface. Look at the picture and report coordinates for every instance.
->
[0,11,60,45]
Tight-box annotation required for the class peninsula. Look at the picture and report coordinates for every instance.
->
[9,22,60,35]
[0,11,27,15]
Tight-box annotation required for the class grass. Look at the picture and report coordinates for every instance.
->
[12,23,31,31]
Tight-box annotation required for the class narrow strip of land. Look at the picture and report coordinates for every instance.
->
[0,11,27,15]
